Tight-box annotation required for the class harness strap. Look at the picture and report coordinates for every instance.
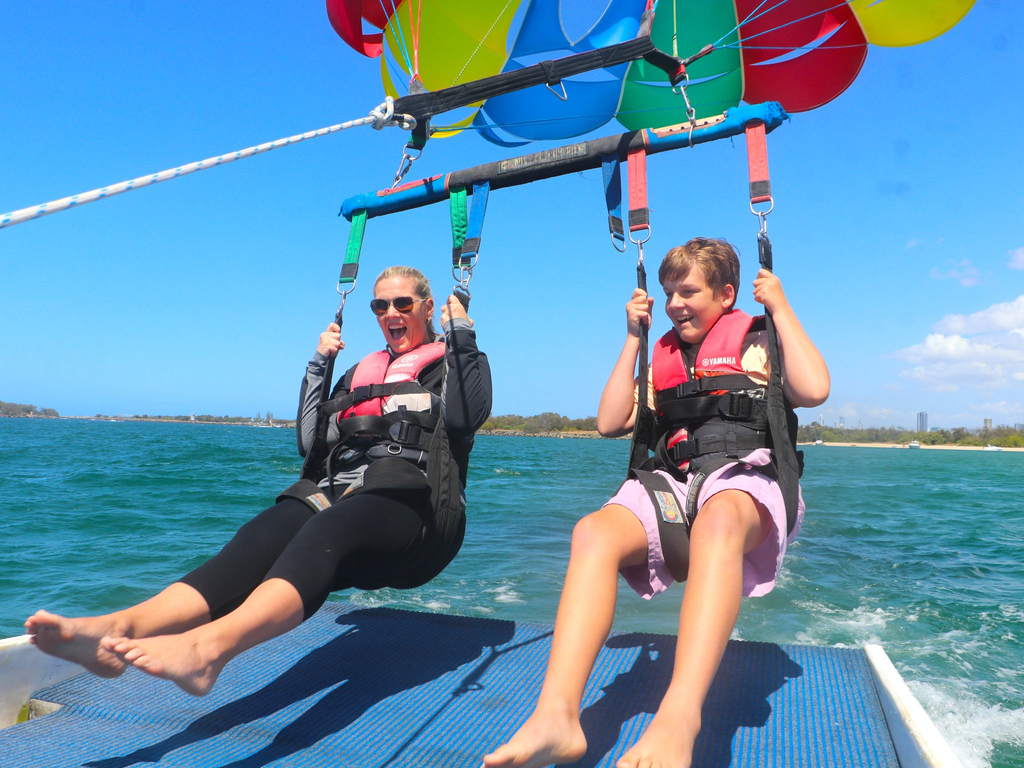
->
[745,120,772,205]
[658,393,769,427]
[656,374,760,402]
[631,469,691,583]
[660,432,768,464]
[321,381,432,418]
[627,144,650,236]
[601,154,625,251]
[460,181,490,262]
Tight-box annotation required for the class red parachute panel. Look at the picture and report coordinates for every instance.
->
[327,0,398,58]
[736,0,868,112]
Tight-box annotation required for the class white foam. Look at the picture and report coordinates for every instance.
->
[908,679,1024,768]
[485,584,525,604]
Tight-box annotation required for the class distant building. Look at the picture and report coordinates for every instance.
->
[858,419,863,430]
[916,412,928,433]
[984,418,993,430]
[1015,423,1024,432]
[819,415,825,426]
[839,417,845,429]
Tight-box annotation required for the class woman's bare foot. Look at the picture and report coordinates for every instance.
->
[25,610,128,678]
[615,710,699,768]
[102,630,226,697]
[483,706,587,768]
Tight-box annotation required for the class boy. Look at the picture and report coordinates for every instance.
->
[484,238,829,768]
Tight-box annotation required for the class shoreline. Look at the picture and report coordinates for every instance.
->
[801,441,1024,452]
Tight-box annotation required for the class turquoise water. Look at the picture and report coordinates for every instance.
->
[1,419,1022,767]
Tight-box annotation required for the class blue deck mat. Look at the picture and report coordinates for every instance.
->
[0,604,898,767]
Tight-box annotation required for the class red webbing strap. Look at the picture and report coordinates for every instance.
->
[745,120,772,204]
[627,145,649,233]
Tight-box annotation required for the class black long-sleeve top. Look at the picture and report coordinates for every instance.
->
[297,320,491,486]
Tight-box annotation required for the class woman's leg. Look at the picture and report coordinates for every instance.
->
[616,489,770,768]
[26,498,316,677]
[484,504,649,768]
[104,490,427,696]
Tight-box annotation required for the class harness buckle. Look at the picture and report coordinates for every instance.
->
[387,443,402,455]
[719,393,754,420]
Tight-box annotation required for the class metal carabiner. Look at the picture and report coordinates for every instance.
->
[452,261,476,295]
[750,199,774,235]
[629,226,651,247]
[334,281,356,325]
[392,146,423,189]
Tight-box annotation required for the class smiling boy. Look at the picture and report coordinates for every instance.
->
[484,238,829,768]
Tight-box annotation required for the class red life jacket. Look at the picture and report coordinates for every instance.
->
[342,341,446,419]
[651,309,767,472]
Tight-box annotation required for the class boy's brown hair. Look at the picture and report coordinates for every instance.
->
[658,238,740,309]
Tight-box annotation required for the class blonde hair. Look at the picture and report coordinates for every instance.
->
[658,237,740,310]
[373,265,438,340]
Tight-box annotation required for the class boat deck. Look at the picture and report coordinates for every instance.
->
[0,604,899,767]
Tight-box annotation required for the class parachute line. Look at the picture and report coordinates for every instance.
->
[733,0,857,48]
[449,0,520,89]
[379,0,414,74]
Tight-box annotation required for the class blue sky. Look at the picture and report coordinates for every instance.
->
[2,1,1021,429]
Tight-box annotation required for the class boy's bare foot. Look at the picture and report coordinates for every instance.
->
[483,707,587,768]
[101,631,225,697]
[25,610,127,678]
[615,710,698,768]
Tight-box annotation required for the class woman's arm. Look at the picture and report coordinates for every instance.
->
[296,323,347,457]
[752,270,830,408]
[439,295,492,435]
[597,288,653,437]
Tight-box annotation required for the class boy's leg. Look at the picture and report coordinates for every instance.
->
[484,503,649,768]
[617,488,770,768]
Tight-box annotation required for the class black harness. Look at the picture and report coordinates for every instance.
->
[628,319,802,583]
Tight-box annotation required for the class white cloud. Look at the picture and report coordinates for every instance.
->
[1009,248,1024,270]
[930,258,983,287]
[934,295,1024,334]
[968,401,1023,417]
[893,298,1024,392]
[906,238,919,249]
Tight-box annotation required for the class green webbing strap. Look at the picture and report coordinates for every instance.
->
[341,209,367,288]
[449,186,468,262]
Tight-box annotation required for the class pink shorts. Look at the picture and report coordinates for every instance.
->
[604,449,804,599]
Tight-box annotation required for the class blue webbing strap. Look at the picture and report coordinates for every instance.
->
[459,181,490,264]
[602,154,625,252]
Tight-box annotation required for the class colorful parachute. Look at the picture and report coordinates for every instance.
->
[327,0,975,144]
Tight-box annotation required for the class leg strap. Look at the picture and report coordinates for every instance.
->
[631,469,690,583]
[276,479,335,515]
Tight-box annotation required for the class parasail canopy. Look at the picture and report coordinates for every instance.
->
[327,0,975,144]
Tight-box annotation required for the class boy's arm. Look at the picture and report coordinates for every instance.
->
[752,269,830,408]
[597,289,653,436]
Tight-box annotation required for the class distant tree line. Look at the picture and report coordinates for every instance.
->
[798,422,1024,448]
[482,412,598,434]
[0,401,59,418]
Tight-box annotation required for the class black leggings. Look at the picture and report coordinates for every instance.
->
[180,489,429,621]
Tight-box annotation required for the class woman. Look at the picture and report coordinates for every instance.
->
[25,265,492,696]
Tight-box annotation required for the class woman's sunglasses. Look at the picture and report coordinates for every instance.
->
[369,296,426,316]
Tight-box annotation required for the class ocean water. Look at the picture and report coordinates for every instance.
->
[1,419,1022,767]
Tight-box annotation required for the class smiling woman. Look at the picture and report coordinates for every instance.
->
[25,264,493,698]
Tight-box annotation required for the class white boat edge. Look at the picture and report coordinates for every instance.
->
[0,635,84,728]
[864,644,964,768]
[0,633,963,767]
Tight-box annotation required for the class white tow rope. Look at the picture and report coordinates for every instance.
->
[1,99,415,230]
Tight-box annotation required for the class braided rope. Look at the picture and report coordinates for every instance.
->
[1,100,415,230]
